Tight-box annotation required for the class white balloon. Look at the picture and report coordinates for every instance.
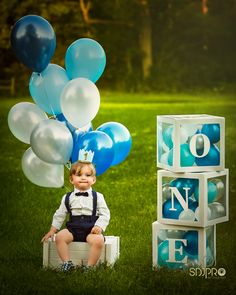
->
[195,206,212,221]
[179,209,195,221]
[60,78,100,128]
[30,119,73,164]
[8,102,48,144]
[180,127,189,143]
[22,147,64,188]
[167,230,185,239]
[208,202,225,219]
[160,152,169,164]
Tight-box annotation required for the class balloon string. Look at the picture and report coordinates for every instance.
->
[38,73,56,118]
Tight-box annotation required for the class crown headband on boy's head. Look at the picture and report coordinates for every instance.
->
[78,149,95,163]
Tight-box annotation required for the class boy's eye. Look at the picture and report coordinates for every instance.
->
[86,174,92,177]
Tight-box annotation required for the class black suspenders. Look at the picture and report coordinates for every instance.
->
[65,190,97,217]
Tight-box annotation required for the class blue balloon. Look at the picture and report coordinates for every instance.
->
[170,178,198,197]
[162,126,173,149]
[70,124,94,162]
[65,38,106,82]
[194,181,217,203]
[183,231,198,256]
[201,124,220,143]
[56,113,76,133]
[29,64,69,115]
[97,122,132,166]
[158,240,186,269]
[180,143,195,167]
[195,144,220,166]
[73,131,114,176]
[11,15,56,73]
[163,198,184,219]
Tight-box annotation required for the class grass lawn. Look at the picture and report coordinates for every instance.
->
[0,91,236,294]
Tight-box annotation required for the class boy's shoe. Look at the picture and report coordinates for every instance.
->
[81,265,94,273]
[60,260,75,272]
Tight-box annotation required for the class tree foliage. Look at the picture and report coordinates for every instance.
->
[1,0,235,93]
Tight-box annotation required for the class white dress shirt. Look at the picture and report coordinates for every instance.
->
[52,187,110,232]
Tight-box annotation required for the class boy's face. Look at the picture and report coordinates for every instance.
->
[70,165,96,191]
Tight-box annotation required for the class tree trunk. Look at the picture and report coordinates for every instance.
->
[139,0,152,79]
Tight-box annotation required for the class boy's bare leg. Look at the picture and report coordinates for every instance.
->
[55,229,73,262]
[86,234,104,266]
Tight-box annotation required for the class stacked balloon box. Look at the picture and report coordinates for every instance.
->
[43,236,120,269]
[153,115,229,269]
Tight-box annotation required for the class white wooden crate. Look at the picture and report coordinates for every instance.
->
[43,236,120,268]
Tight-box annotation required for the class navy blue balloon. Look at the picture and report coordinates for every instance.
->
[189,200,199,212]
[11,15,56,72]
[183,231,198,256]
[195,144,220,166]
[163,198,184,219]
[201,124,220,143]
[74,131,114,176]
[97,122,132,166]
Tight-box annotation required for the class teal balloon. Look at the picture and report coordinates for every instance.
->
[201,124,220,143]
[162,126,173,149]
[195,144,220,166]
[194,181,217,203]
[167,149,173,166]
[180,143,195,167]
[65,38,106,82]
[97,122,132,166]
[29,64,69,115]
[158,240,186,269]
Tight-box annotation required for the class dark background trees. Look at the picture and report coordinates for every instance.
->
[1,0,236,94]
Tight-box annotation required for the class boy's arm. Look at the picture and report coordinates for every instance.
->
[41,194,68,242]
[94,193,110,232]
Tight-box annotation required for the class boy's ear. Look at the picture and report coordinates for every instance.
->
[93,176,96,184]
[69,177,74,184]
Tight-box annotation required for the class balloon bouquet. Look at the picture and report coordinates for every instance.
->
[8,15,132,188]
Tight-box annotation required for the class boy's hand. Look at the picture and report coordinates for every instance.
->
[91,226,102,235]
[41,231,55,243]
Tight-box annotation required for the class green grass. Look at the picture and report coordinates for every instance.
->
[1,92,236,295]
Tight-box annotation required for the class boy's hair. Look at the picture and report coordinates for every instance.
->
[70,161,96,177]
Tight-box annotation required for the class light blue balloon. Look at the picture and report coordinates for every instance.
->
[180,143,195,167]
[76,131,114,176]
[162,126,173,149]
[65,38,106,82]
[194,181,217,204]
[97,122,132,166]
[29,64,69,115]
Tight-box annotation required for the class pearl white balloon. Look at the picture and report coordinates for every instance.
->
[162,183,171,200]
[195,206,212,221]
[167,230,185,239]
[60,78,100,128]
[208,202,225,219]
[160,152,169,165]
[30,119,73,164]
[8,102,48,144]
[211,178,225,201]
[158,230,167,241]
[22,147,64,188]
[180,127,189,143]
[183,124,199,137]
[179,209,195,221]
